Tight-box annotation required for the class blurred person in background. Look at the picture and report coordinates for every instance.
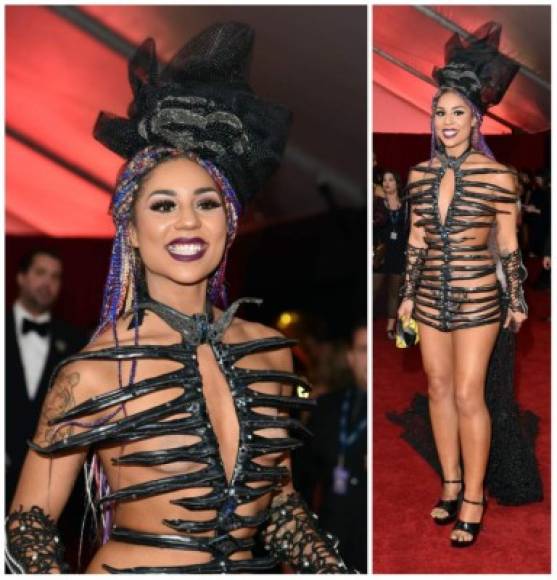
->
[294,319,367,572]
[6,248,88,507]
[523,170,550,258]
[373,170,408,338]
[517,170,531,252]
[6,248,88,571]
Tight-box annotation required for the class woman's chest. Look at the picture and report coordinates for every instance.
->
[96,344,283,480]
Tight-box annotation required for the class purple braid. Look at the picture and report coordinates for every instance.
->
[430,88,495,162]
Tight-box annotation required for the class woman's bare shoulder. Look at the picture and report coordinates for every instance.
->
[42,357,103,417]
[466,152,511,171]
[229,317,293,372]
[49,318,135,396]
[408,159,437,182]
[415,157,437,167]
[231,317,283,340]
[464,154,516,191]
[81,317,134,352]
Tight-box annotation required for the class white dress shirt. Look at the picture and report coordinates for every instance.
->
[13,301,51,401]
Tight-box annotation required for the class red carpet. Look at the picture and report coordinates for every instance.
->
[373,267,550,573]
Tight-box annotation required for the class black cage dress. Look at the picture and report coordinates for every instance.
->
[28,297,349,573]
[403,148,518,331]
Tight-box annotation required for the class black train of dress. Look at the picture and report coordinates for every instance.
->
[28,297,350,573]
[388,321,543,505]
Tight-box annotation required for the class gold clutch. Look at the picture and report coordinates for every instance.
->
[395,317,420,348]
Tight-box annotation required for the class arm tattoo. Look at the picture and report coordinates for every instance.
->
[40,372,80,445]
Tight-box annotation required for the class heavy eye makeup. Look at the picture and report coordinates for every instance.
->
[435,108,466,117]
[149,198,176,213]
[146,190,223,213]
[195,195,223,211]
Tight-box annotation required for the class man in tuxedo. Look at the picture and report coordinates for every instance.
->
[6,248,88,507]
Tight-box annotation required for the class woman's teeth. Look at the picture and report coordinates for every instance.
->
[168,244,204,256]
[443,129,458,138]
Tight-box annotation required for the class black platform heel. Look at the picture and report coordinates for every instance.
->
[450,497,486,548]
[431,479,463,526]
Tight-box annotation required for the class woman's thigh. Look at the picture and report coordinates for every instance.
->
[418,322,454,386]
[452,323,500,395]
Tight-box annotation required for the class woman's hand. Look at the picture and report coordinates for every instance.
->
[397,298,414,321]
[504,309,527,333]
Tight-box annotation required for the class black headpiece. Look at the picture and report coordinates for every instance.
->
[432,22,519,114]
[94,22,291,206]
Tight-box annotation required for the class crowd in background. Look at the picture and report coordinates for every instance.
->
[373,152,552,329]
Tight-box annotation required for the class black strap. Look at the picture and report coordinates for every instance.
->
[438,146,473,171]
[462,497,485,506]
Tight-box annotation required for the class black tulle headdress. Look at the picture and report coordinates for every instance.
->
[432,21,519,114]
[94,22,291,207]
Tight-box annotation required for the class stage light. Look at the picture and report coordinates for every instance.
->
[277,311,300,330]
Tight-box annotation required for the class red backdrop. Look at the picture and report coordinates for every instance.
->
[373,132,550,184]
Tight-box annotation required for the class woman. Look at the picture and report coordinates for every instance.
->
[6,23,351,574]
[524,170,550,257]
[373,171,408,338]
[397,22,529,547]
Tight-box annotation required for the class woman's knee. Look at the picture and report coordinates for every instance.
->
[427,373,453,402]
[454,381,487,416]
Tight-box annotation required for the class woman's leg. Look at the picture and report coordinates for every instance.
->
[451,322,499,541]
[385,274,402,332]
[418,323,461,517]
[373,272,386,318]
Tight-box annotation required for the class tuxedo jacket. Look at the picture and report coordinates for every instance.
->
[5,308,88,505]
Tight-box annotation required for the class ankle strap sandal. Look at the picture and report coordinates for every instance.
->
[450,497,486,548]
[431,479,463,526]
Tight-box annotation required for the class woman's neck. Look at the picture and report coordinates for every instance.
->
[443,141,471,159]
[385,190,399,206]
[145,274,208,316]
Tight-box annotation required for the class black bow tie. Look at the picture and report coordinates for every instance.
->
[22,318,51,337]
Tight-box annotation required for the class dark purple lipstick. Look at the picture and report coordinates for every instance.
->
[166,237,208,262]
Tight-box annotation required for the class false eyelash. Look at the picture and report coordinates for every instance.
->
[150,200,176,212]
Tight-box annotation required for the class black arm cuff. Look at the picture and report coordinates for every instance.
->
[6,506,68,574]
[399,244,427,300]
[500,248,528,314]
[261,492,355,573]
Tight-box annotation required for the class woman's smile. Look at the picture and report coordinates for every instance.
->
[166,237,209,262]
[433,89,475,153]
[129,156,227,291]
[442,128,458,140]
